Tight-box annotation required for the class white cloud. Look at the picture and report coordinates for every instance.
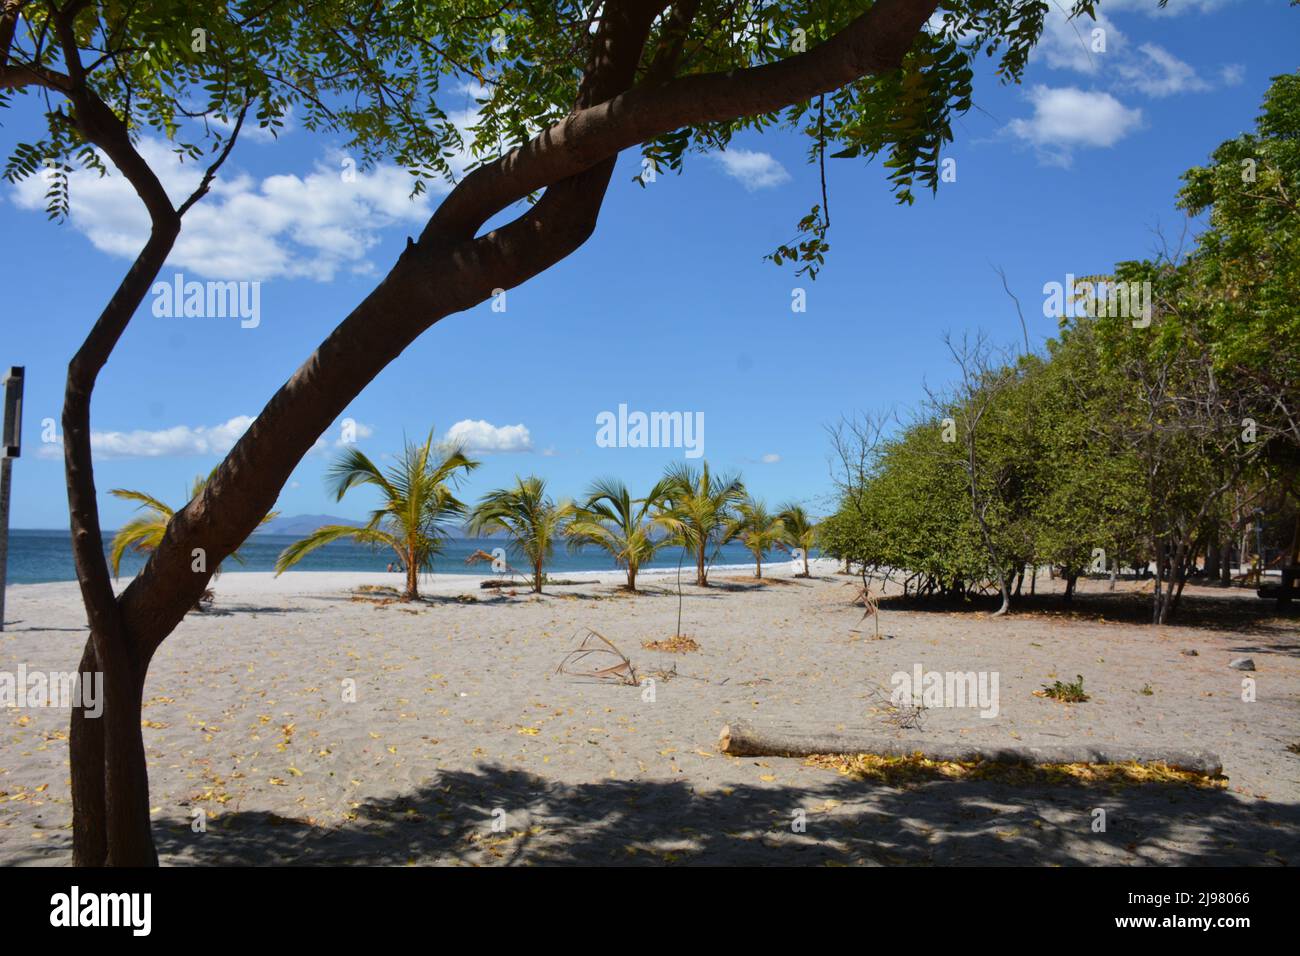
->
[710,149,791,191]
[39,414,380,460]
[38,415,255,459]
[1220,63,1245,87]
[1103,0,1241,15]
[1035,6,1117,75]
[1033,6,1210,99]
[443,419,533,454]
[9,138,449,282]
[1006,86,1143,167]
[761,453,781,464]
[1117,43,1209,97]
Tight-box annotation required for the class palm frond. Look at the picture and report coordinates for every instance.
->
[108,488,174,518]
[108,516,166,578]
[275,525,399,574]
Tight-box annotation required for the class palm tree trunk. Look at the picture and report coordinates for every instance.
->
[404,545,419,600]
[755,553,762,579]
[628,565,637,592]
[803,551,810,577]
[696,541,707,587]
[533,559,544,594]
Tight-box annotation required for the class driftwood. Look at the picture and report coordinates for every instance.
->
[717,719,1223,776]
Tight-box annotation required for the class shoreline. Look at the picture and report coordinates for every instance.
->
[7,558,843,599]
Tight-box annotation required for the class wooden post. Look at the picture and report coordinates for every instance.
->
[0,366,24,632]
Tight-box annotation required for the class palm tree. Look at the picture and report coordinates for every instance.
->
[275,432,477,600]
[109,474,276,604]
[657,461,746,586]
[777,502,818,577]
[566,477,674,592]
[468,476,571,594]
[725,497,785,580]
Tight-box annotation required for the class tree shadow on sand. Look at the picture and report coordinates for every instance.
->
[147,763,1300,867]
[874,588,1298,639]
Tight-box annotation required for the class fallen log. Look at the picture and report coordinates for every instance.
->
[717,720,1223,776]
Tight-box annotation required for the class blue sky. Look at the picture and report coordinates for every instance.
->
[2,0,1295,529]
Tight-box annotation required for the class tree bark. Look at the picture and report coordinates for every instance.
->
[69,638,106,866]
[717,719,1223,776]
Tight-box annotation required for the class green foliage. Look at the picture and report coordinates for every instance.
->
[1039,675,1089,703]
[776,502,817,575]
[1176,71,1300,377]
[275,431,477,599]
[566,476,674,591]
[724,497,785,578]
[824,68,1300,618]
[468,475,572,593]
[657,461,746,586]
[1027,321,1146,574]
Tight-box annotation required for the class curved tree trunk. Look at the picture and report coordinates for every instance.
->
[65,227,180,866]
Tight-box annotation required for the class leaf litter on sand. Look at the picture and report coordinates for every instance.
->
[805,753,1226,790]
[642,635,700,653]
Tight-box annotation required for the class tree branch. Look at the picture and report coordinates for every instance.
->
[425,0,938,240]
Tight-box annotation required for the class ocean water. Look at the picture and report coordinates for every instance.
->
[1,529,794,585]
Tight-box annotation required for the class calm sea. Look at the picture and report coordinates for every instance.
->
[2,529,786,585]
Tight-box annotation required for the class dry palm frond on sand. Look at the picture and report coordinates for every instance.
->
[556,628,639,685]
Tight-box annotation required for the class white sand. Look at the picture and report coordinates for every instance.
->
[2,566,1298,866]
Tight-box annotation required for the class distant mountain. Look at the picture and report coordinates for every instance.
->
[256,514,366,536]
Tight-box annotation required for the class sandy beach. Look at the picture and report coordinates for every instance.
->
[2,563,1298,866]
